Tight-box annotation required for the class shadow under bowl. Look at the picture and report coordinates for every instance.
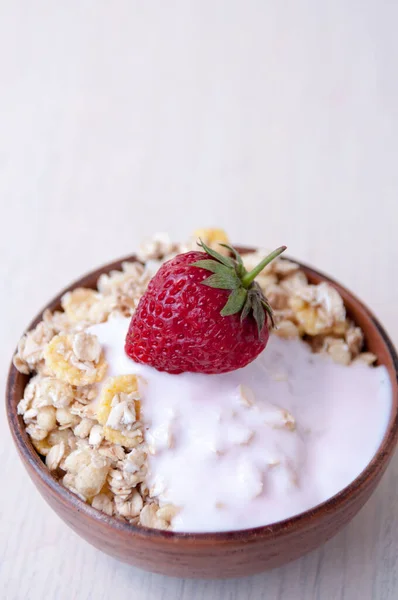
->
[6,250,398,579]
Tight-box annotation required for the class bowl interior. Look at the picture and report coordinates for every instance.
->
[6,251,398,543]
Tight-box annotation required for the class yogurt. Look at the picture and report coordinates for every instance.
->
[91,316,392,532]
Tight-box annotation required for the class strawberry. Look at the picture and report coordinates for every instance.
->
[125,241,286,374]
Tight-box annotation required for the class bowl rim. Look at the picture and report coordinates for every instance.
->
[6,250,398,544]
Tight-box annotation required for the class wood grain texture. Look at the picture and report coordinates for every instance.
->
[1,0,398,597]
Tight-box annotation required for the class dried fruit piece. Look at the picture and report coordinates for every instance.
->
[61,288,110,324]
[103,427,143,449]
[44,333,107,386]
[192,228,230,255]
[289,282,346,336]
[96,375,140,425]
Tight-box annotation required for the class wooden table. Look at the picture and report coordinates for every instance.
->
[1,2,397,598]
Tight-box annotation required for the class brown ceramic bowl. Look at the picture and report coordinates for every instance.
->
[6,250,398,579]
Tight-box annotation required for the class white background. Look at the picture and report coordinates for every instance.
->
[0,1,397,599]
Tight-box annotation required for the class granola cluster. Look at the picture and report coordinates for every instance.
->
[13,230,375,529]
[242,249,375,367]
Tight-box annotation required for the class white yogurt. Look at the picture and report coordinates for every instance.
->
[91,316,392,532]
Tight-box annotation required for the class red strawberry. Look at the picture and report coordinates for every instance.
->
[125,241,286,374]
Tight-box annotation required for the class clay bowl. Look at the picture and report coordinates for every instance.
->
[6,250,398,579]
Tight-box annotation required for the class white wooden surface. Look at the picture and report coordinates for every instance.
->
[1,2,397,598]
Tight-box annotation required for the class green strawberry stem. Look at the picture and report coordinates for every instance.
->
[193,239,287,334]
[241,246,287,288]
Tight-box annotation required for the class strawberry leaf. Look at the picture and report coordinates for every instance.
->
[261,299,275,328]
[240,294,253,322]
[219,243,244,266]
[201,272,241,290]
[252,295,266,335]
[191,259,234,276]
[220,287,248,316]
[194,238,286,332]
[198,239,235,268]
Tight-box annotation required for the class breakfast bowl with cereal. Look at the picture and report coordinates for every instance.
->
[6,230,398,578]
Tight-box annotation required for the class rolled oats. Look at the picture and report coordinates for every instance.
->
[279,270,308,293]
[91,493,114,516]
[328,340,351,366]
[73,418,95,439]
[74,462,110,500]
[32,437,52,456]
[48,428,77,450]
[56,407,80,429]
[46,442,66,471]
[256,272,278,293]
[26,424,48,441]
[108,468,138,499]
[72,332,102,364]
[69,400,94,419]
[237,384,255,407]
[352,352,378,366]
[114,490,143,518]
[136,232,176,262]
[63,448,92,474]
[156,504,180,524]
[17,375,39,415]
[264,406,296,431]
[44,333,107,386]
[36,406,57,432]
[139,503,168,530]
[42,308,71,333]
[96,375,139,425]
[265,284,290,310]
[61,288,110,324]
[97,441,125,462]
[97,261,153,317]
[346,325,364,357]
[274,320,299,339]
[88,424,104,447]
[290,282,346,336]
[13,321,55,374]
[74,385,98,405]
[38,378,74,408]
[124,447,147,474]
